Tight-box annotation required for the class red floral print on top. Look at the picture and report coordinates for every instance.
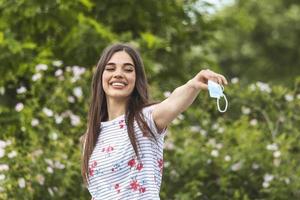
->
[136,163,143,171]
[114,183,121,193]
[128,158,136,168]
[119,120,126,129]
[158,158,163,174]
[129,179,146,193]
[89,161,97,177]
[87,105,167,200]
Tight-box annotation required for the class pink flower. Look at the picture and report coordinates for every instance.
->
[139,187,146,193]
[114,183,121,193]
[158,159,163,168]
[128,159,136,168]
[92,161,97,168]
[106,146,114,153]
[119,120,125,129]
[89,161,97,176]
[130,180,140,191]
[136,163,143,171]
[89,168,94,176]
[158,159,163,173]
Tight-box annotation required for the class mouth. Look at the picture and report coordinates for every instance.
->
[110,81,128,88]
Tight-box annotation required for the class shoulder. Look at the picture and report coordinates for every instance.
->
[140,103,159,118]
[141,103,167,137]
[141,103,159,112]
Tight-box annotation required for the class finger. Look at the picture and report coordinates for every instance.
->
[212,73,227,86]
[199,70,212,83]
[200,70,226,86]
[207,72,221,84]
[199,82,208,90]
[216,76,223,85]
[219,74,228,85]
[207,74,219,84]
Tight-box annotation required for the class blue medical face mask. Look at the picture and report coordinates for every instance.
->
[207,80,228,113]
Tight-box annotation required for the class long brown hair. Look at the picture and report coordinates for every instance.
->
[80,43,157,186]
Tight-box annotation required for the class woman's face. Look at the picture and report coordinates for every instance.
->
[102,51,136,102]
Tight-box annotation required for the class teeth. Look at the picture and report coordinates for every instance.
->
[111,82,126,86]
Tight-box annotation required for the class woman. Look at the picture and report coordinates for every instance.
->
[81,43,228,199]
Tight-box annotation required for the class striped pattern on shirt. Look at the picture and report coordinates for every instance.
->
[87,105,167,200]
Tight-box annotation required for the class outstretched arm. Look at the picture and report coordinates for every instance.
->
[152,69,228,131]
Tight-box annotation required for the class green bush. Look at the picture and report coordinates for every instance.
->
[0,61,299,199]
[0,62,91,199]
[161,77,300,200]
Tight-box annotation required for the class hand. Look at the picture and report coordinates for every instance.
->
[188,69,228,91]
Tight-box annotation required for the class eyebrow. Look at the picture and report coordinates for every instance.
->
[106,62,135,67]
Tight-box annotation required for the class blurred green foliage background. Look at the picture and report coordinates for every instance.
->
[0,0,299,199]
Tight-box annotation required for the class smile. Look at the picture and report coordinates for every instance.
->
[110,81,128,89]
[111,82,127,86]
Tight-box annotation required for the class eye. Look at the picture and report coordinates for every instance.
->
[124,68,134,72]
[105,67,114,71]
[124,66,134,72]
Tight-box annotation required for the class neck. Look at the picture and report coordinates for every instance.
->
[106,97,129,121]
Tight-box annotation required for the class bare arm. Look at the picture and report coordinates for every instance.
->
[152,69,228,131]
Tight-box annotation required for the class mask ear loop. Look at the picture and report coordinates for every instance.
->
[217,95,228,113]
[216,84,228,113]
[220,85,224,91]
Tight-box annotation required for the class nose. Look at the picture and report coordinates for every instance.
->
[113,67,124,78]
[113,74,123,79]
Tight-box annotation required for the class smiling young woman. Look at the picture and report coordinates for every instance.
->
[102,50,136,110]
[80,43,228,200]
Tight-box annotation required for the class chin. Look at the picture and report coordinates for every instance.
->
[106,92,132,99]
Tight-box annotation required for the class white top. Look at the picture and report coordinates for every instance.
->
[87,105,167,200]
